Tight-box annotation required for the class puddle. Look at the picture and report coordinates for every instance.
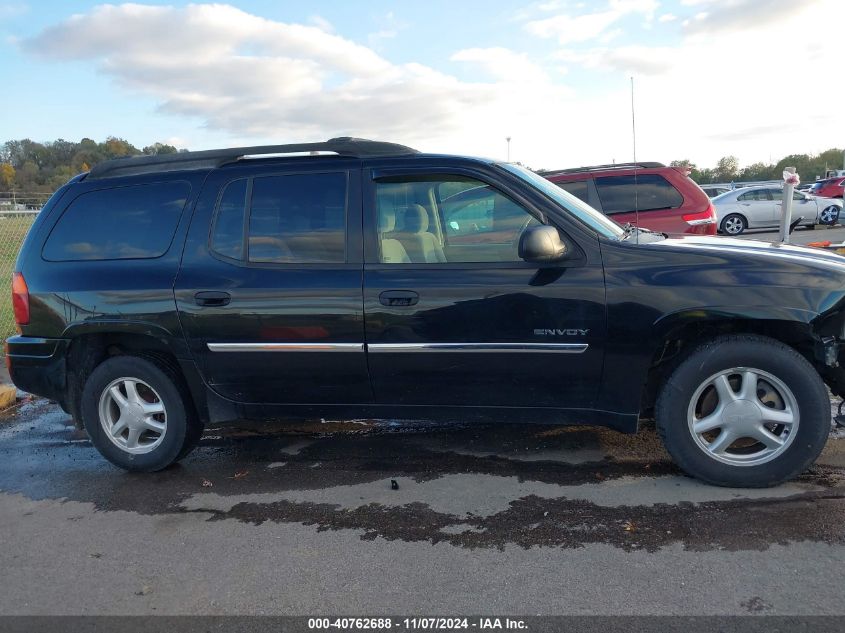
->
[0,401,842,553]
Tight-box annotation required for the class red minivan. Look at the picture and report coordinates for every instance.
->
[543,162,717,236]
[811,177,845,199]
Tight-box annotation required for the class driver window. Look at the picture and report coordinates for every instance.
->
[375,177,540,264]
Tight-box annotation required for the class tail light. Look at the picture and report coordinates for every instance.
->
[12,272,29,327]
[683,204,717,226]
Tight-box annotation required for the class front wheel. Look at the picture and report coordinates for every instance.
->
[720,213,747,235]
[819,205,840,225]
[82,355,202,472]
[655,334,830,487]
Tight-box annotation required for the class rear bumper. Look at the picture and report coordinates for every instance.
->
[5,335,69,404]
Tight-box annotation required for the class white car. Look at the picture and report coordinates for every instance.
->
[713,186,842,235]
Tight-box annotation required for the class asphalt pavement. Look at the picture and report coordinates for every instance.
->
[0,398,843,616]
[735,224,845,245]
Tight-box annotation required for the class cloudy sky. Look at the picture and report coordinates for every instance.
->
[0,0,841,169]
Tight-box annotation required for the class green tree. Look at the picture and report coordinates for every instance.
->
[103,137,138,159]
[143,142,178,155]
[738,162,773,181]
[713,156,739,182]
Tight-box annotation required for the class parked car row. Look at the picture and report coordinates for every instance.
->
[711,186,842,235]
[541,162,717,237]
[538,162,843,237]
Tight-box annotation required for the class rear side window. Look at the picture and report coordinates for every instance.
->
[43,182,190,261]
[738,189,771,201]
[595,174,683,214]
[556,180,589,204]
[248,173,346,263]
[208,172,347,264]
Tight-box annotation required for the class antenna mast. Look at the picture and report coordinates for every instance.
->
[631,76,639,244]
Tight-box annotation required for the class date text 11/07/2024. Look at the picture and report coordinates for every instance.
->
[307,617,528,630]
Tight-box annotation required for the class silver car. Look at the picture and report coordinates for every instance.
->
[713,186,842,235]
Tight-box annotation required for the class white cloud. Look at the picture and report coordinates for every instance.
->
[561,0,845,166]
[19,0,845,170]
[683,0,821,35]
[20,3,588,165]
[525,9,626,44]
[556,45,674,75]
[308,15,334,33]
[525,0,658,44]
[658,12,676,21]
[367,11,408,48]
[451,47,550,83]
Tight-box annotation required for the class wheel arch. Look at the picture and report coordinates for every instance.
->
[64,328,205,429]
[639,307,820,417]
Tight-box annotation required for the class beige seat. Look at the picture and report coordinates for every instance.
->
[377,196,411,264]
[395,204,446,263]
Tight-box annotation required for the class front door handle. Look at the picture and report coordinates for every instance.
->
[379,290,419,307]
[195,291,231,307]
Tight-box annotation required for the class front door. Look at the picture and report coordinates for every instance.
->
[174,163,371,405]
[362,167,606,410]
[737,188,777,227]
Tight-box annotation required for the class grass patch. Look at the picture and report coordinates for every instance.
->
[0,215,37,343]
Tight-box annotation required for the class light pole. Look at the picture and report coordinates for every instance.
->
[506,137,511,162]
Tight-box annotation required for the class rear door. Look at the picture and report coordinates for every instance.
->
[362,166,606,410]
[174,161,371,405]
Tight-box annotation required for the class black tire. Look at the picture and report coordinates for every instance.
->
[720,213,747,235]
[655,334,830,487]
[82,355,202,472]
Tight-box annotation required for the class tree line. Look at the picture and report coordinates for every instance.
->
[671,148,845,185]
[2,137,844,195]
[0,137,183,195]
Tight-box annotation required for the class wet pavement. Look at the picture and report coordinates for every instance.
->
[0,399,844,615]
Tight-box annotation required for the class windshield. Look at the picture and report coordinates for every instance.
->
[499,163,625,239]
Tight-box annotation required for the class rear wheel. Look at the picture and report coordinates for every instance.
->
[720,213,747,235]
[655,334,830,487]
[82,355,202,472]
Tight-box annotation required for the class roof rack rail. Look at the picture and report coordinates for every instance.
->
[541,161,665,176]
[87,137,419,180]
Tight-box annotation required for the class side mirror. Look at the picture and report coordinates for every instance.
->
[518,224,568,263]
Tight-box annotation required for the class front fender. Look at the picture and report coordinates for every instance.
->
[652,306,819,342]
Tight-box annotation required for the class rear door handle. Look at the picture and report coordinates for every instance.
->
[195,291,231,307]
[379,290,419,307]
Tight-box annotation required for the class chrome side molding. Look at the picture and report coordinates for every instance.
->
[367,343,589,353]
[207,343,364,352]
[207,342,588,354]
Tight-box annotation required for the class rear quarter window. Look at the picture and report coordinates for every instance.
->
[595,174,683,214]
[42,181,190,261]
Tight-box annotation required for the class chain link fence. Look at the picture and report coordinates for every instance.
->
[0,193,50,344]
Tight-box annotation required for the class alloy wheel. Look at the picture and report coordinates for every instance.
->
[820,205,840,225]
[687,367,799,467]
[723,216,744,235]
[98,377,168,454]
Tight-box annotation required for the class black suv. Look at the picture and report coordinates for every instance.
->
[8,138,845,487]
